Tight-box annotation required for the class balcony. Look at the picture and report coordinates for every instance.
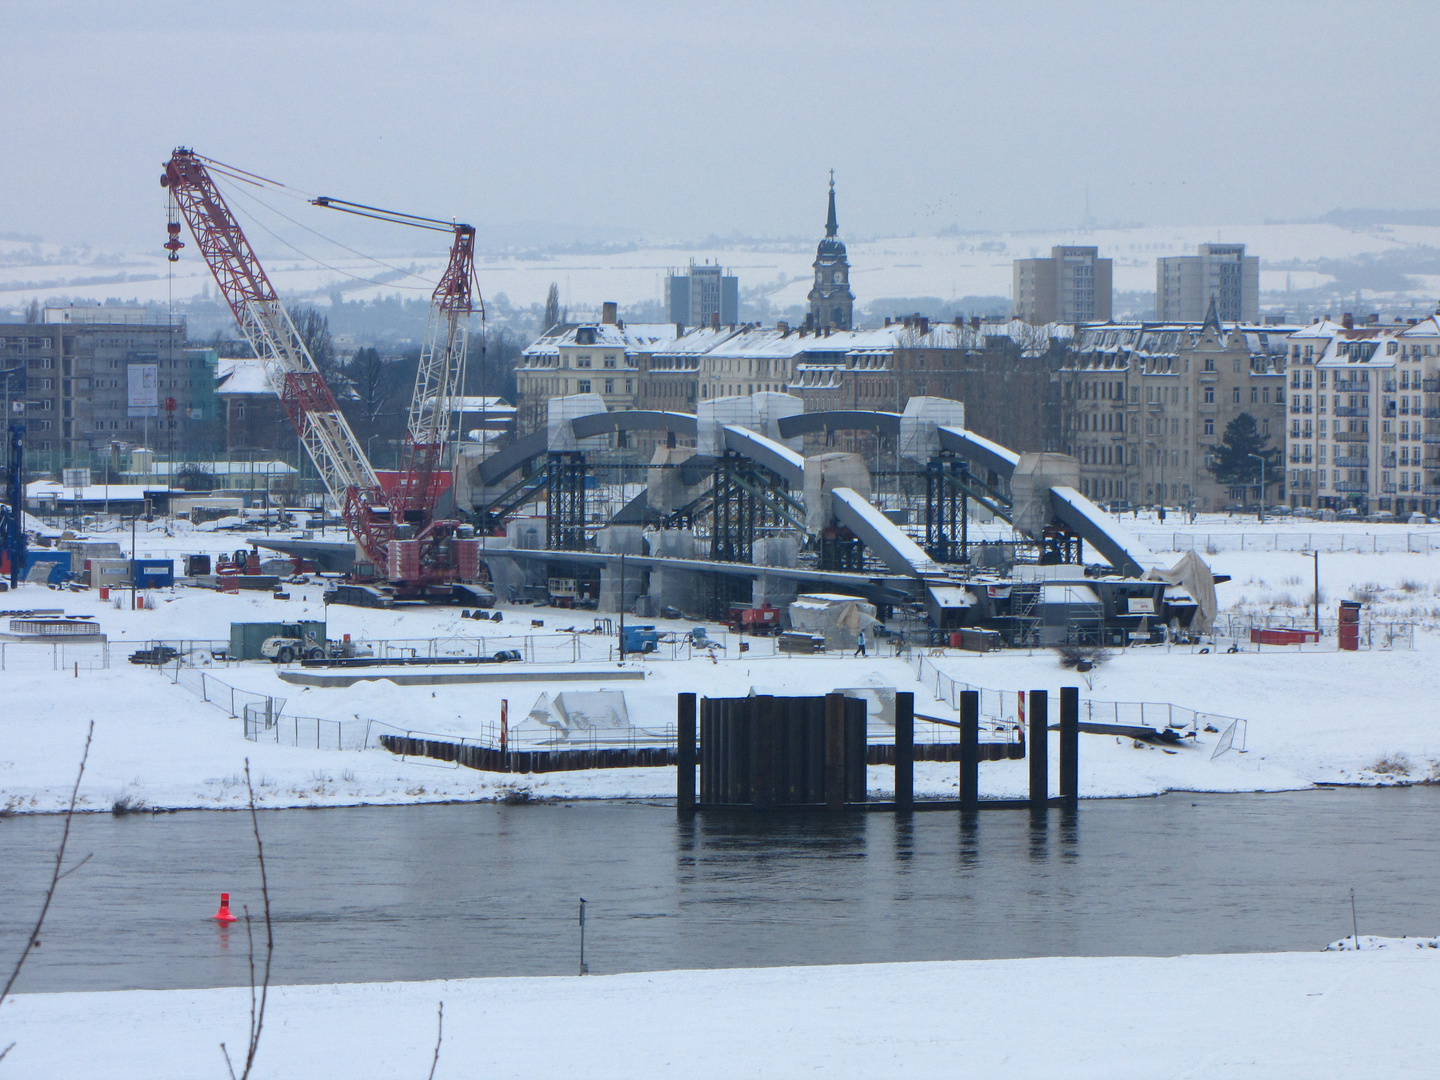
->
[1382,483,1398,494]
[1333,481,1370,493]
[1424,378,1440,393]
[1333,456,1371,467]
[1335,430,1370,442]
[1426,433,1440,444]
[1334,406,1370,417]
[1425,408,1440,418]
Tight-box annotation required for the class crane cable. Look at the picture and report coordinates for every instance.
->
[214,175,436,292]
[203,162,440,290]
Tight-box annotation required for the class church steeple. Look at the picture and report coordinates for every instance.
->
[808,172,854,331]
[825,170,838,238]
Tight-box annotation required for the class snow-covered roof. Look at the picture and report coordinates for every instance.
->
[215,357,272,396]
[520,322,681,360]
[26,480,157,502]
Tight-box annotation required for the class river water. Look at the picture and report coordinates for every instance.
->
[3,789,1438,993]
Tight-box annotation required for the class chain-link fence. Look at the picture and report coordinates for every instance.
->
[0,639,109,671]
[1213,614,1415,651]
[1138,531,1440,554]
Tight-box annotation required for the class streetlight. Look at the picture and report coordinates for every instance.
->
[1146,440,1167,522]
[1308,550,1320,633]
[1248,453,1267,523]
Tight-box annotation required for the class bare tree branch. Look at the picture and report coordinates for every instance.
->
[219,760,273,1080]
[1,721,94,1007]
[426,1001,444,1080]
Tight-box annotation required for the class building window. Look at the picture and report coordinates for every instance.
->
[604,379,614,394]
[1204,387,1215,404]
[577,380,591,393]
[1204,418,1215,435]
[1233,387,1242,403]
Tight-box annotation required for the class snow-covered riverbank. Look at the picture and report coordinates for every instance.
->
[4,949,1438,1079]
[4,527,1440,813]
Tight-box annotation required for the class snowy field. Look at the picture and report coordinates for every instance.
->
[9,218,1440,313]
[3,949,1438,1079]
[4,519,1440,813]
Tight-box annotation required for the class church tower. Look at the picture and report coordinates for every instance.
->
[808,173,854,331]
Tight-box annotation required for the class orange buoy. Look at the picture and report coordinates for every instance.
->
[213,892,237,923]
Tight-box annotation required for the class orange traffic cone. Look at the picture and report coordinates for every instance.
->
[213,892,237,923]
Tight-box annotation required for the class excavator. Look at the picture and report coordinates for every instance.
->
[161,148,491,605]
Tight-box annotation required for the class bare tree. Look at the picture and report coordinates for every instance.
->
[291,307,342,390]
[0,722,95,1065]
[22,299,40,325]
[220,762,273,1080]
[345,347,399,431]
[543,283,561,332]
[426,1002,444,1080]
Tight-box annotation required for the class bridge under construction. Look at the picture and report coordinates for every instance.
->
[436,392,1218,646]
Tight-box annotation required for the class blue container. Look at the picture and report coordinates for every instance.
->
[23,551,72,584]
[133,559,174,588]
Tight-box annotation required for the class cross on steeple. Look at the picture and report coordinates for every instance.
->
[825,170,838,238]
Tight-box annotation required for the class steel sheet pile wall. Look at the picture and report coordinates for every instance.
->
[699,694,865,808]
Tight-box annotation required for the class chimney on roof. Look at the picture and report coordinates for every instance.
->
[884,317,891,327]
[777,320,789,335]
[954,315,963,328]
[601,301,617,325]
[675,322,685,336]
[1342,312,1354,330]
[918,316,929,335]
[970,316,980,331]
[711,311,720,330]
[1409,318,1419,326]
[1366,312,1379,325]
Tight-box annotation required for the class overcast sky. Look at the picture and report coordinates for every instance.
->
[3,0,1436,254]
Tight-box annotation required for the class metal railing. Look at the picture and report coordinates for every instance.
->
[913,655,1243,742]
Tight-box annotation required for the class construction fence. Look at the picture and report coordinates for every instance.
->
[0,639,110,671]
[1138,531,1440,554]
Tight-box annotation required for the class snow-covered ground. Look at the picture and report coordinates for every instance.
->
[4,520,1440,813]
[3,949,1438,1079]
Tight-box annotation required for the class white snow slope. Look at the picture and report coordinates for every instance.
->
[2,950,1438,1079]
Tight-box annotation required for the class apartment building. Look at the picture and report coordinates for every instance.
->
[1157,243,1260,323]
[664,262,739,329]
[1013,246,1113,325]
[1284,314,1440,515]
[1062,307,1293,510]
[2,309,217,471]
[513,303,680,433]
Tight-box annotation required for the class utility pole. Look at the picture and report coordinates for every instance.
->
[578,898,589,975]
[1310,550,1320,632]
[617,552,626,659]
